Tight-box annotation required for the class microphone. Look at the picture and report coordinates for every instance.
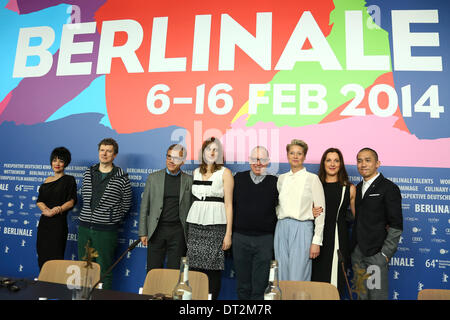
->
[337,248,344,263]
[128,239,141,251]
[87,238,141,299]
[337,249,353,300]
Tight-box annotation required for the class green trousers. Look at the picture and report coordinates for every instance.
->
[78,225,117,290]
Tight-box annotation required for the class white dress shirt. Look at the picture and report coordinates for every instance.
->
[276,168,326,246]
[361,173,380,198]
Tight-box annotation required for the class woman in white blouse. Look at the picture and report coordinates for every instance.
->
[186,137,234,299]
[275,139,326,281]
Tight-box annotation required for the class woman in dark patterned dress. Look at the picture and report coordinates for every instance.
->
[36,147,77,270]
[186,137,234,299]
[311,148,355,298]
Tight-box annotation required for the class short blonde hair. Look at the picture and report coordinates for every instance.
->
[286,139,308,155]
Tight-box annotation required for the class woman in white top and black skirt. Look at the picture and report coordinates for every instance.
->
[186,137,234,300]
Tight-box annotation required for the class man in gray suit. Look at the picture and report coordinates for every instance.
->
[139,144,193,272]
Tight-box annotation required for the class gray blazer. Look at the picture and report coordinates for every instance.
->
[138,169,193,241]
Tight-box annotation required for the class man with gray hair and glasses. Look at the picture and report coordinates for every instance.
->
[232,146,279,300]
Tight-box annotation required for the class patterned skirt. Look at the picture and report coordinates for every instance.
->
[187,223,226,270]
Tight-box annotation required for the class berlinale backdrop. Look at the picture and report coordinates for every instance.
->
[0,0,449,300]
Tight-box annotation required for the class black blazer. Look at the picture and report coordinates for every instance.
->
[350,173,403,257]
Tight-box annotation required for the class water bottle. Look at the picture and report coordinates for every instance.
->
[172,257,193,300]
[264,260,282,300]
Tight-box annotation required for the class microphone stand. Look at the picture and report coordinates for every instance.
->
[87,239,141,299]
[337,249,353,300]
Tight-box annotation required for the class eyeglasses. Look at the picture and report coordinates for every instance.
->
[166,154,184,163]
[249,157,269,164]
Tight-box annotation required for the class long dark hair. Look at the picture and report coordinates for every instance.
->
[199,137,224,174]
[318,148,350,186]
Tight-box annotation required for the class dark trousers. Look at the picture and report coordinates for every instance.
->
[146,222,187,273]
[232,232,274,300]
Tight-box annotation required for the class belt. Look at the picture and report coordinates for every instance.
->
[193,196,224,203]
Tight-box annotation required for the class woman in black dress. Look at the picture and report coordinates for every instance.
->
[36,147,77,270]
[311,148,355,298]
